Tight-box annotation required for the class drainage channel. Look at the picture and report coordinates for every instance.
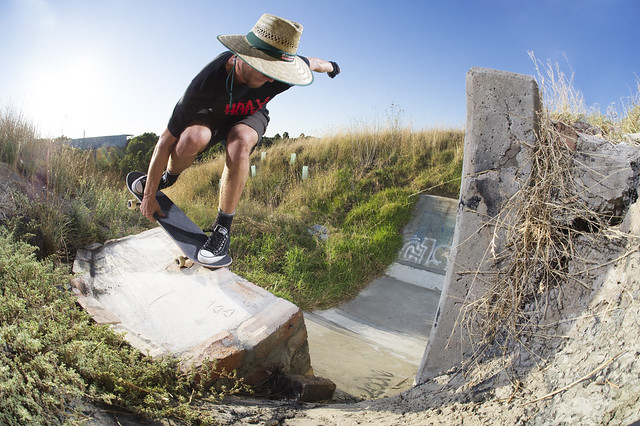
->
[304,194,457,400]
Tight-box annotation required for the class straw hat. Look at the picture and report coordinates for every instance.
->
[217,14,313,86]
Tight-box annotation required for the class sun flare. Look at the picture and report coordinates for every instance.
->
[29,55,107,137]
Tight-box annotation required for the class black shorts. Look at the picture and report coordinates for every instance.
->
[192,109,270,148]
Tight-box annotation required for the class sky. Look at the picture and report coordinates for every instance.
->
[1,0,639,140]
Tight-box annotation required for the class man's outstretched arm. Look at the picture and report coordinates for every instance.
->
[307,57,340,78]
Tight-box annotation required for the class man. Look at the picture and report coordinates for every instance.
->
[132,13,339,265]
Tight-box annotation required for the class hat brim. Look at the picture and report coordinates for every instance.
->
[218,34,313,86]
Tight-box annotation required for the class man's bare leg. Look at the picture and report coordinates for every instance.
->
[167,124,213,174]
[140,125,211,222]
[218,123,259,214]
[197,123,258,264]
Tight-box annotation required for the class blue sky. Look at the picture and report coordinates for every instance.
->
[1,0,638,139]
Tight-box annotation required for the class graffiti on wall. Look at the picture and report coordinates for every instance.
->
[399,236,450,271]
[398,196,457,273]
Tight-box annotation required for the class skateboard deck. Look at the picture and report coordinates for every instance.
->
[126,171,232,268]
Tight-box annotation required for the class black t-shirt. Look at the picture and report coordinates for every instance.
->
[167,51,302,137]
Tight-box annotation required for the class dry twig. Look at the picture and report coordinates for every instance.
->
[521,352,623,406]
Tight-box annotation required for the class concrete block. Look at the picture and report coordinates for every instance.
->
[416,68,541,383]
[284,373,336,402]
[71,228,314,388]
[415,68,640,385]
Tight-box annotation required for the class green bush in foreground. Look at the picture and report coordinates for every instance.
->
[0,230,243,424]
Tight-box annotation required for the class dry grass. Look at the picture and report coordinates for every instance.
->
[460,114,583,348]
[162,125,464,309]
[529,51,640,143]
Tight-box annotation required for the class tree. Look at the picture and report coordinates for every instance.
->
[118,132,158,175]
[125,132,157,156]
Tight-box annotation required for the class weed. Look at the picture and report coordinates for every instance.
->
[0,108,151,259]
[529,51,640,142]
[458,55,639,374]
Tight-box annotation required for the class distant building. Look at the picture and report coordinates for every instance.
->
[68,134,132,149]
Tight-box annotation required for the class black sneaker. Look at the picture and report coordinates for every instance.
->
[132,171,178,196]
[198,224,230,264]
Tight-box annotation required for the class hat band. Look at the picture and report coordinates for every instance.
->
[246,31,296,62]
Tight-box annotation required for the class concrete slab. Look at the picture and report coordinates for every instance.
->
[385,263,445,290]
[305,277,441,399]
[71,228,312,384]
[335,275,439,339]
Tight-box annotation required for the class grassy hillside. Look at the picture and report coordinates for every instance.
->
[166,127,464,309]
[1,104,463,308]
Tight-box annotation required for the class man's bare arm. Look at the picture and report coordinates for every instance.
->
[140,128,178,222]
[307,57,340,77]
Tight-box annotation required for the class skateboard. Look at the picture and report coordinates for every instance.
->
[126,171,232,269]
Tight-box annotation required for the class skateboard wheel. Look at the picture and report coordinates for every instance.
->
[127,199,140,210]
[175,255,187,267]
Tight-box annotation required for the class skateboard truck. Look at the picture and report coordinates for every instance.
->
[175,255,188,267]
[127,199,141,210]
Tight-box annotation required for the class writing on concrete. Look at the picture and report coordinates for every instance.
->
[212,305,236,317]
[399,195,457,275]
[400,237,450,272]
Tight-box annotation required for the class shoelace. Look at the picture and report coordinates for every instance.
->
[204,225,228,253]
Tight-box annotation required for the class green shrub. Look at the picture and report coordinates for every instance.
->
[0,230,247,424]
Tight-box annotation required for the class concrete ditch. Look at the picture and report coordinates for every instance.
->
[73,67,640,402]
[70,66,640,424]
[305,194,456,399]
